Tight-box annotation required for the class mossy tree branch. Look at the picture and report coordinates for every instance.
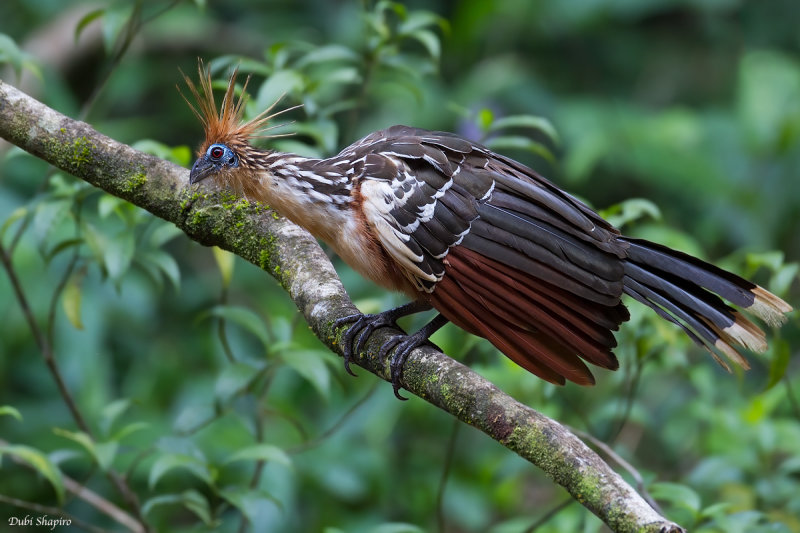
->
[0,79,683,533]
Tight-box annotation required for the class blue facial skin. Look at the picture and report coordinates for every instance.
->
[189,143,239,184]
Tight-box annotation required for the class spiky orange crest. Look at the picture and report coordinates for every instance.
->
[180,60,289,155]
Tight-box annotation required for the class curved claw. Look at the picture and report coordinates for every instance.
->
[382,313,449,399]
[333,312,402,377]
[381,333,441,400]
[379,335,414,400]
[332,312,367,376]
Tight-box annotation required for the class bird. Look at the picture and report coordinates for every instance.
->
[182,63,792,399]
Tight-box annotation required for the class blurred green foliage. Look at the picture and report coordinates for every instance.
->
[0,1,798,532]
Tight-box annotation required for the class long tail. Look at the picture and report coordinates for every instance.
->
[621,238,792,370]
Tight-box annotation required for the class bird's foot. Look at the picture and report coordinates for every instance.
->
[380,314,450,400]
[378,333,428,400]
[333,311,402,377]
[333,301,436,393]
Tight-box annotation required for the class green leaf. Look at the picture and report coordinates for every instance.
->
[649,482,701,514]
[381,53,430,81]
[204,306,271,350]
[209,55,272,77]
[111,421,149,442]
[280,349,331,399]
[296,44,358,68]
[53,428,117,472]
[104,231,135,282]
[563,132,609,182]
[407,29,440,60]
[138,250,181,291]
[173,405,215,434]
[132,140,192,166]
[376,66,426,102]
[272,139,323,159]
[484,135,556,164]
[170,145,193,167]
[746,250,785,274]
[489,114,561,145]
[0,206,28,241]
[770,262,798,296]
[219,486,281,523]
[149,453,214,490]
[93,441,119,472]
[315,98,359,116]
[48,449,84,466]
[319,66,362,86]
[45,238,84,263]
[0,405,22,421]
[53,428,96,456]
[0,33,39,79]
[100,4,134,56]
[599,198,662,228]
[149,222,184,248]
[100,398,131,436]
[698,502,732,520]
[98,194,126,218]
[398,10,448,35]
[224,444,292,468]
[82,222,108,268]
[49,173,92,200]
[745,252,800,296]
[286,119,339,155]
[62,268,86,330]
[0,444,65,504]
[375,0,407,20]
[268,316,294,343]
[215,362,261,402]
[765,339,790,391]
[265,43,291,70]
[33,200,71,249]
[255,70,304,115]
[142,490,213,525]
[0,33,23,75]
[182,490,213,525]
[212,247,235,288]
[74,8,104,42]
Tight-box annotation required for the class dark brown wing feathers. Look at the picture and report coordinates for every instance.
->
[352,125,791,385]
[432,272,594,386]
[454,247,625,355]
[437,247,620,372]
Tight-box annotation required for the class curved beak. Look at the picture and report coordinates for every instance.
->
[189,156,214,184]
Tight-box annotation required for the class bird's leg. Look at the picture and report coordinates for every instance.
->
[333,300,433,377]
[380,313,450,400]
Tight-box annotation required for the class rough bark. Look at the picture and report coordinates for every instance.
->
[0,79,684,533]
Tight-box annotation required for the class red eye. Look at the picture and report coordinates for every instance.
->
[210,146,224,159]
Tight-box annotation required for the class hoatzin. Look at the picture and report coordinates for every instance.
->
[183,65,792,398]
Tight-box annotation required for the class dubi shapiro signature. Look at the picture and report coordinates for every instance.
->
[8,514,72,530]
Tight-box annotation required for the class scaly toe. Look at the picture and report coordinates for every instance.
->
[334,313,368,376]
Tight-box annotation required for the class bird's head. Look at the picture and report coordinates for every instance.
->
[189,142,239,184]
[181,61,295,186]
